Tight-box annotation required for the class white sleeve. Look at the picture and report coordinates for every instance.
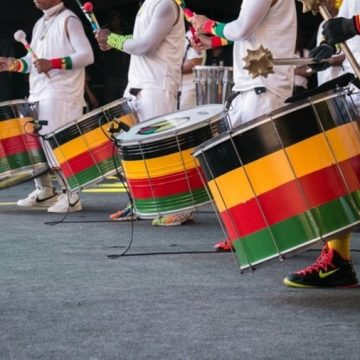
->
[122,0,179,56]
[65,16,94,69]
[223,0,273,41]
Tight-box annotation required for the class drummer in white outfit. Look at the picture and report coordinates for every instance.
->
[192,0,296,128]
[0,0,94,213]
[96,0,194,226]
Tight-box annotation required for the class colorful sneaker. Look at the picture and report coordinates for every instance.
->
[47,192,82,213]
[152,212,193,226]
[213,240,233,252]
[17,187,58,208]
[284,244,359,288]
[109,204,138,221]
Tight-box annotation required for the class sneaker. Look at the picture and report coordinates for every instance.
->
[213,240,234,252]
[17,187,58,208]
[152,212,193,226]
[283,244,359,288]
[109,204,138,221]
[47,192,82,213]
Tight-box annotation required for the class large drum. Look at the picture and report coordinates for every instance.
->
[116,104,230,218]
[45,98,138,191]
[0,99,48,189]
[194,89,360,270]
[193,66,233,105]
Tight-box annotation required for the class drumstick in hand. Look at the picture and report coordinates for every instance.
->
[174,0,200,44]
[74,0,100,32]
[14,30,51,78]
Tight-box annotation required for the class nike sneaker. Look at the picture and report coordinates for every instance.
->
[284,243,359,288]
[47,192,82,213]
[17,187,58,208]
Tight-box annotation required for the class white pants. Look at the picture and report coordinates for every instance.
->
[228,89,286,129]
[125,87,177,122]
[179,88,197,110]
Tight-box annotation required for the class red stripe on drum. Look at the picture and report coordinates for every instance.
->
[0,134,42,157]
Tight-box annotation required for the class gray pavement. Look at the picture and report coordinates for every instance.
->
[1,179,360,360]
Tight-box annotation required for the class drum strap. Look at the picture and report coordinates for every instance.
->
[225,87,266,111]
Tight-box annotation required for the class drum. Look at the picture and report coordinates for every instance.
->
[116,104,230,218]
[193,66,233,105]
[194,89,360,270]
[0,99,48,189]
[45,98,138,191]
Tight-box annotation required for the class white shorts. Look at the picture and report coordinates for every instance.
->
[228,89,286,129]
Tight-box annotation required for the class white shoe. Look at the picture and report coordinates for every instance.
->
[47,192,82,213]
[17,187,58,208]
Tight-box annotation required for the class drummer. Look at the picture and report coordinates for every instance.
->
[0,0,94,213]
[284,0,360,288]
[95,0,193,226]
[191,0,297,250]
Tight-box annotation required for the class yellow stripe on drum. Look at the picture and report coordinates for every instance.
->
[121,148,199,179]
[0,117,34,139]
[52,123,112,161]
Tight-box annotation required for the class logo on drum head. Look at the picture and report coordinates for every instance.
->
[137,117,189,135]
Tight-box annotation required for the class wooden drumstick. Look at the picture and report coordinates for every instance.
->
[298,0,360,79]
[74,0,100,32]
[14,30,51,79]
[243,45,335,78]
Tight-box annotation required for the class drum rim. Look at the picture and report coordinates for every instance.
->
[0,99,33,107]
[193,65,233,71]
[193,89,344,156]
[116,104,227,146]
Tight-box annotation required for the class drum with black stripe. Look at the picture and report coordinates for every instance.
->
[45,98,138,191]
[116,104,230,218]
[194,89,360,270]
[0,99,48,189]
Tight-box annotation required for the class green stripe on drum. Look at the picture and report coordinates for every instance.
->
[133,188,210,216]
[0,150,46,171]
[232,194,360,269]
[65,157,121,190]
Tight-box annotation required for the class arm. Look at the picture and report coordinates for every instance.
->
[98,0,179,56]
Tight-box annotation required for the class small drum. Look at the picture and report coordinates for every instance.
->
[45,98,138,191]
[193,66,233,105]
[116,104,230,218]
[194,89,360,270]
[0,99,48,189]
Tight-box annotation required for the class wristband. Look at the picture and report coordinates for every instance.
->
[9,58,28,73]
[107,33,133,51]
[210,36,232,48]
[51,57,72,70]
[203,20,217,34]
[353,14,360,34]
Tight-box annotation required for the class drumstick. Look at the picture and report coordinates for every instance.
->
[298,0,360,79]
[74,0,100,32]
[14,30,51,79]
[243,45,335,78]
[174,0,200,44]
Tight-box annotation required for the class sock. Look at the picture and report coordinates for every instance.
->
[327,234,351,260]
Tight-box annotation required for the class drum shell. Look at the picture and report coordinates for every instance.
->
[194,90,360,269]
[45,98,138,191]
[193,66,233,106]
[0,99,48,189]
[116,104,230,218]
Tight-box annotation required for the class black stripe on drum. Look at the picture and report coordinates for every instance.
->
[197,94,357,180]
[0,103,32,121]
[118,120,228,161]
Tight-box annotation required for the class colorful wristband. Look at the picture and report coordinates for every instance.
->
[210,36,232,48]
[9,58,28,73]
[107,33,133,51]
[51,57,72,70]
[203,20,216,35]
[353,14,360,34]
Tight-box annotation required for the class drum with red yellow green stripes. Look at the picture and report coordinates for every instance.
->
[194,90,360,270]
[45,98,138,191]
[116,104,230,218]
[0,99,48,189]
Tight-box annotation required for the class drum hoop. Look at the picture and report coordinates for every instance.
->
[194,89,342,156]
[193,65,233,71]
[117,104,227,146]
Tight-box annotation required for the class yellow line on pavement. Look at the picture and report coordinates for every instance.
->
[0,202,17,206]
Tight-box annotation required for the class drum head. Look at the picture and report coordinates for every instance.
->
[116,104,226,145]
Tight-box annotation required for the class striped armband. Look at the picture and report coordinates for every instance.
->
[51,57,73,70]
[107,33,133,51]
[8,58,28,73]
[203,20,226,39]
[210,36,233,48]
[353,14,360,34]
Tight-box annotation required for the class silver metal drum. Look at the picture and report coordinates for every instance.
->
[193,66,233,105]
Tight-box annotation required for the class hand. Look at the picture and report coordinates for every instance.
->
[95,29,111,51]
[33,59,52,74]
[190,34,212,51]
[308,43,335,72]
[191,13,210,34]
[0,57,11,72]
[322,17,358,45]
